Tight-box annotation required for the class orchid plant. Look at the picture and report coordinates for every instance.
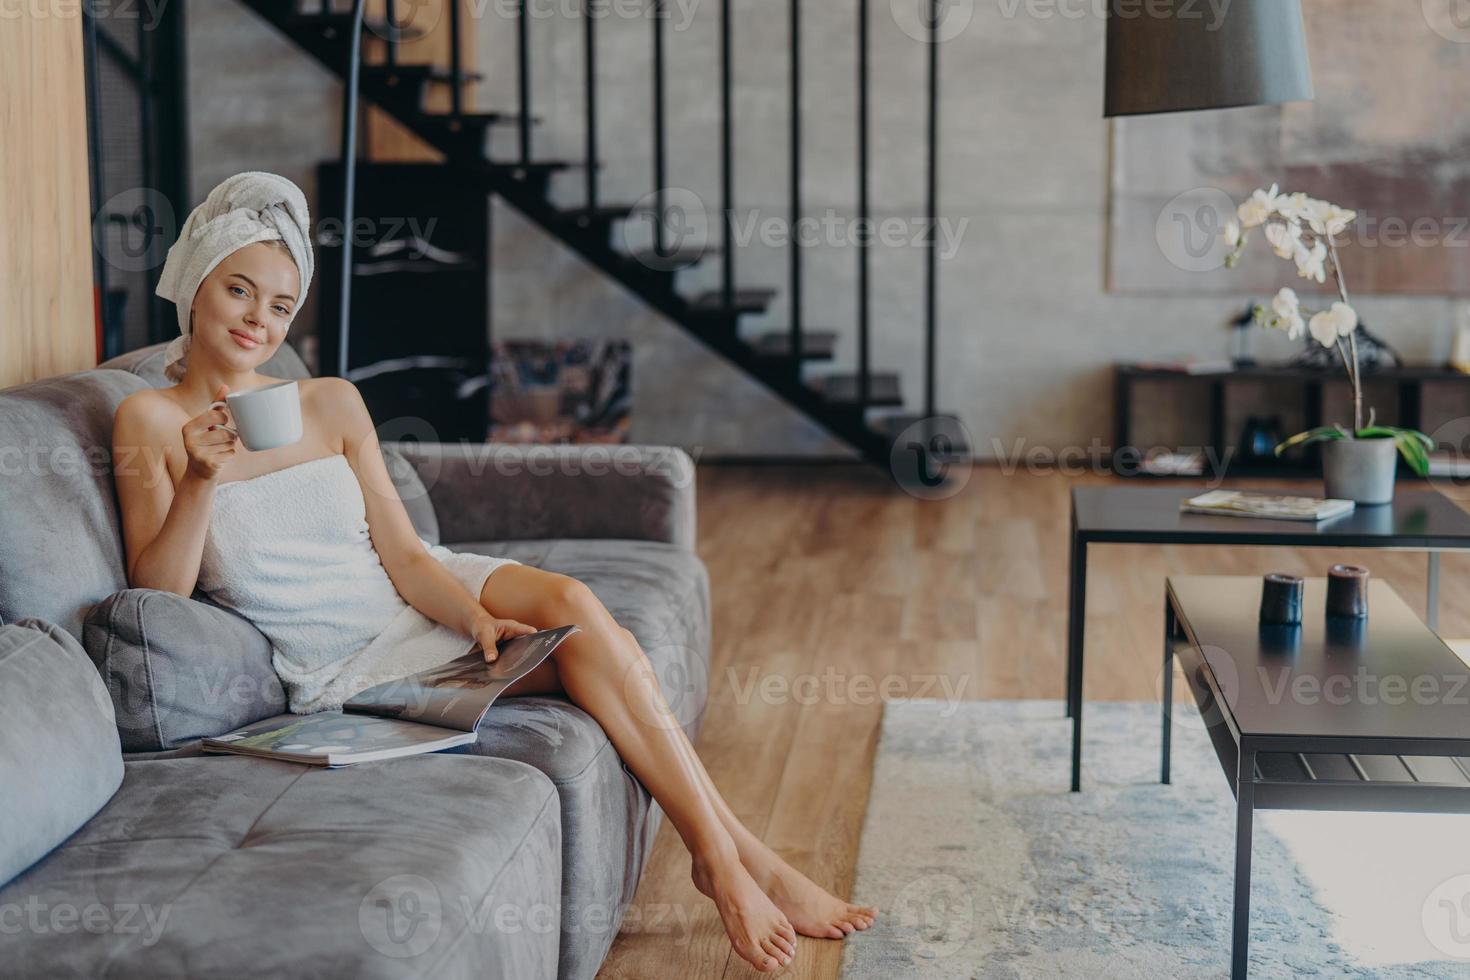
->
[1222,186,1431,476]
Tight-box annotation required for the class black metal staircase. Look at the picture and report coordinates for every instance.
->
[240,0,968,472]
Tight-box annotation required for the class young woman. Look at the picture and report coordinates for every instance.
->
[112,173,875,973]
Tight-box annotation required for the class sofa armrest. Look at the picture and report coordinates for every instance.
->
[390,442,698,550]
[82,589,286,752]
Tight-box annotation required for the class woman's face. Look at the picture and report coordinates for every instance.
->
[189,241,300,369]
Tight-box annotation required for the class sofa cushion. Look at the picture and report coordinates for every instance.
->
[0,621,123,888]
[0,369,148,638]
[83,589,288,752]
[446,538,710,980]
[0,754,562,979]
[98,338,311,387]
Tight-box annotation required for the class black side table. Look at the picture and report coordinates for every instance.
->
[1068,486,1470,792]
[1164,576,1470,979]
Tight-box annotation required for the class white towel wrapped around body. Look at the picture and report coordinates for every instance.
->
[198,453,522,714]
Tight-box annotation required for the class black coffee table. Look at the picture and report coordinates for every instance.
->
[1068,486,1470,792]
[1164,575,1470,979]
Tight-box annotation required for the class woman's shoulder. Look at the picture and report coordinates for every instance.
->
[114,386,185,435]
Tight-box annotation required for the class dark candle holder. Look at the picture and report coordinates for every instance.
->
[1258,622,1302,658]
[1259,573,1304,625]
[1326,564,1369,619]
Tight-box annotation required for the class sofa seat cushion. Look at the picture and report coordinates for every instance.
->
[0,755,561,980]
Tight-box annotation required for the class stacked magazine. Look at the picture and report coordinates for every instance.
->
[204,625,579,766]
[1180,490,1355,522]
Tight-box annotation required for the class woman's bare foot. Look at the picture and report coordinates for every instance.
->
[747,852,878,940]
[692,853,799,972]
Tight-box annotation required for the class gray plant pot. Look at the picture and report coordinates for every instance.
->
[1322,436,1398,505]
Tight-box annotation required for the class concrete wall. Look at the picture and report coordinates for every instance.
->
[187,1,1469,458]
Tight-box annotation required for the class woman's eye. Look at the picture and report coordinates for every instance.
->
[273,306,289,316]
[229,285,247,297]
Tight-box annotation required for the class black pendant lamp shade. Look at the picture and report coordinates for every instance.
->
[1104,0,1314,117]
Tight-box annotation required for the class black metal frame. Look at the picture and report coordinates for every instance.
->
[81,0,190,357]
[334,0,367,380]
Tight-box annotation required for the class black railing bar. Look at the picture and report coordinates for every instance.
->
[518,0,532,163]
[584,0,598,208]
[137,10,159,277]
[789,0,801,378]
[386,0,397,65]
[653,0,667,255]
[337,0,368,379]
[720,0,734,308]
[924,0,938,417]
[449,0,464,116]
[80,2,111,350]
[857,0,869,405]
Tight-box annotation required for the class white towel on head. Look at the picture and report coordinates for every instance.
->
[155,171,314,381]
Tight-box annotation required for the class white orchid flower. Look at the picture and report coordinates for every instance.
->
[1236,183,1280,229]
[1322,204,1356,238]
[1264,220,1300,259]
[1298,197,1357,238]
[1307,302,1358,348]
[1329,300,1358,335]
[1272,287,1300,318]
[1293,239,1328,283]
[1222,219,1242,249]
[1307,310,1338,347]
[1279,309,1306,341]
[1276,192,1313,222]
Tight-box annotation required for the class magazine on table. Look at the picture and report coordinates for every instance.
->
[1180,490,1355,522]
[202,625,580,767]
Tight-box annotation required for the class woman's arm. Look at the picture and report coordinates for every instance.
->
[328,377,502,638]
[112,393,219,596]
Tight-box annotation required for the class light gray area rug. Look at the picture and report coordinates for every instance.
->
[840,700,1469,979]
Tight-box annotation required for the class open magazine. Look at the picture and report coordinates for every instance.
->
[1181,490,1355,522]
[202,625,580,766]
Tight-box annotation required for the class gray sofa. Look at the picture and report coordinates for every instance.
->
[0,340,710,979]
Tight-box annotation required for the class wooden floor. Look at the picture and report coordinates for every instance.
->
[595,465,1470,980]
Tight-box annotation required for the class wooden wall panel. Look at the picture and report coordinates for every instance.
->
[0,9,97,388]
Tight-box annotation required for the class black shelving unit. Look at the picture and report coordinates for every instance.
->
[317,162,492,443]
[1114,363,1470,479]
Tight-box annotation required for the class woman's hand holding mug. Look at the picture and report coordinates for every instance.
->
[182,384,239,482]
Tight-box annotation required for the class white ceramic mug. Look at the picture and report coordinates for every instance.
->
[210,380,303,451]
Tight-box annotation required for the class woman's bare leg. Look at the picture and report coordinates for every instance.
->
[500,631,876,939]
[551,620,876,938]
[477,565,798,972]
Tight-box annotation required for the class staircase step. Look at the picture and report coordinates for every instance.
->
[561,202,650,231]
[287,12,429,42]
[751,329,837,360]
[872,413,970,459]
[624,244,719,271]
[423,111,537,132]
[813,372,904,408]
[688,288,776,316]
[363,64,486,88]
